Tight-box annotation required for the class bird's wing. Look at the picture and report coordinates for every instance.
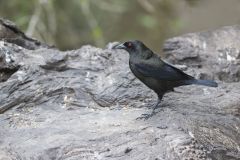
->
[134,61,193,81]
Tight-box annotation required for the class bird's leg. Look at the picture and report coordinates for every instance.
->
[150,96,162,114]
[137,94,163,120]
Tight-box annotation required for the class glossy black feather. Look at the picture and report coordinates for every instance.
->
[134,62,194,81]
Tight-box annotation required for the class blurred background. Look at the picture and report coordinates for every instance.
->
[0,0,240,51]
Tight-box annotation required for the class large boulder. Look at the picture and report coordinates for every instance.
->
[164,25,240,82]
[0,18,239,160]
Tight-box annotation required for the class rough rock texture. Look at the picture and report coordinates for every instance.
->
[0,18,51,50]
[163,25,240,82]
[0,19,240,160]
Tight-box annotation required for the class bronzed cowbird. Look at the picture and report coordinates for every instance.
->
[113,40,217,119]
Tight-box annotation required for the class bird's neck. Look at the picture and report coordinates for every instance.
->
[130,50,153,61]
[129,53,141,63]
[141,49,153,59]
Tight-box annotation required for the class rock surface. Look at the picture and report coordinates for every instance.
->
[0,19,240,160]
[163,25,240,82]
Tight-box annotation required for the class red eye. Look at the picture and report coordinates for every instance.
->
[127,42,132,48]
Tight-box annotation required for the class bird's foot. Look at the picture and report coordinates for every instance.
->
[136,112,156,120]
[137,97,163,120]
[136,109,163,120]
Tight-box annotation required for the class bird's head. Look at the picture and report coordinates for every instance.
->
[113,40,153,59]
[113,40,143,53]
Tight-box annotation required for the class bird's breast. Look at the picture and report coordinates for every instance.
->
[129,61,171,93]
[129,62,159,87]
[129,62,143,79]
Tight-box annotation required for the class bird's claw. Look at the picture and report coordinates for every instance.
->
[136,107,164,120]
[136,112,156,120]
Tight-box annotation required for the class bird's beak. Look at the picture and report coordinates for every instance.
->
[112,43,126,49]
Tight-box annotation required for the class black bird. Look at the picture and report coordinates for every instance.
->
[113,40,217,118]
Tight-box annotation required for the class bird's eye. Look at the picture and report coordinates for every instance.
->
[125,42,133,48]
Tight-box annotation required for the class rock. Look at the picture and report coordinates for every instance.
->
[0,18,51,50]
[0,19,240,160]
[163,25,240,82]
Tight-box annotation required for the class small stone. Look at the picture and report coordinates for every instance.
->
[124,147,132,154]
[157,125,168,129]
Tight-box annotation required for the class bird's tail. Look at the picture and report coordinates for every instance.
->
[185,79,218,87]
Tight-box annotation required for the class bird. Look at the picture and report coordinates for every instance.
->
[113,40,218,119]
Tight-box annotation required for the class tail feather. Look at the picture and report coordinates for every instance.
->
[185,79,218,87]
